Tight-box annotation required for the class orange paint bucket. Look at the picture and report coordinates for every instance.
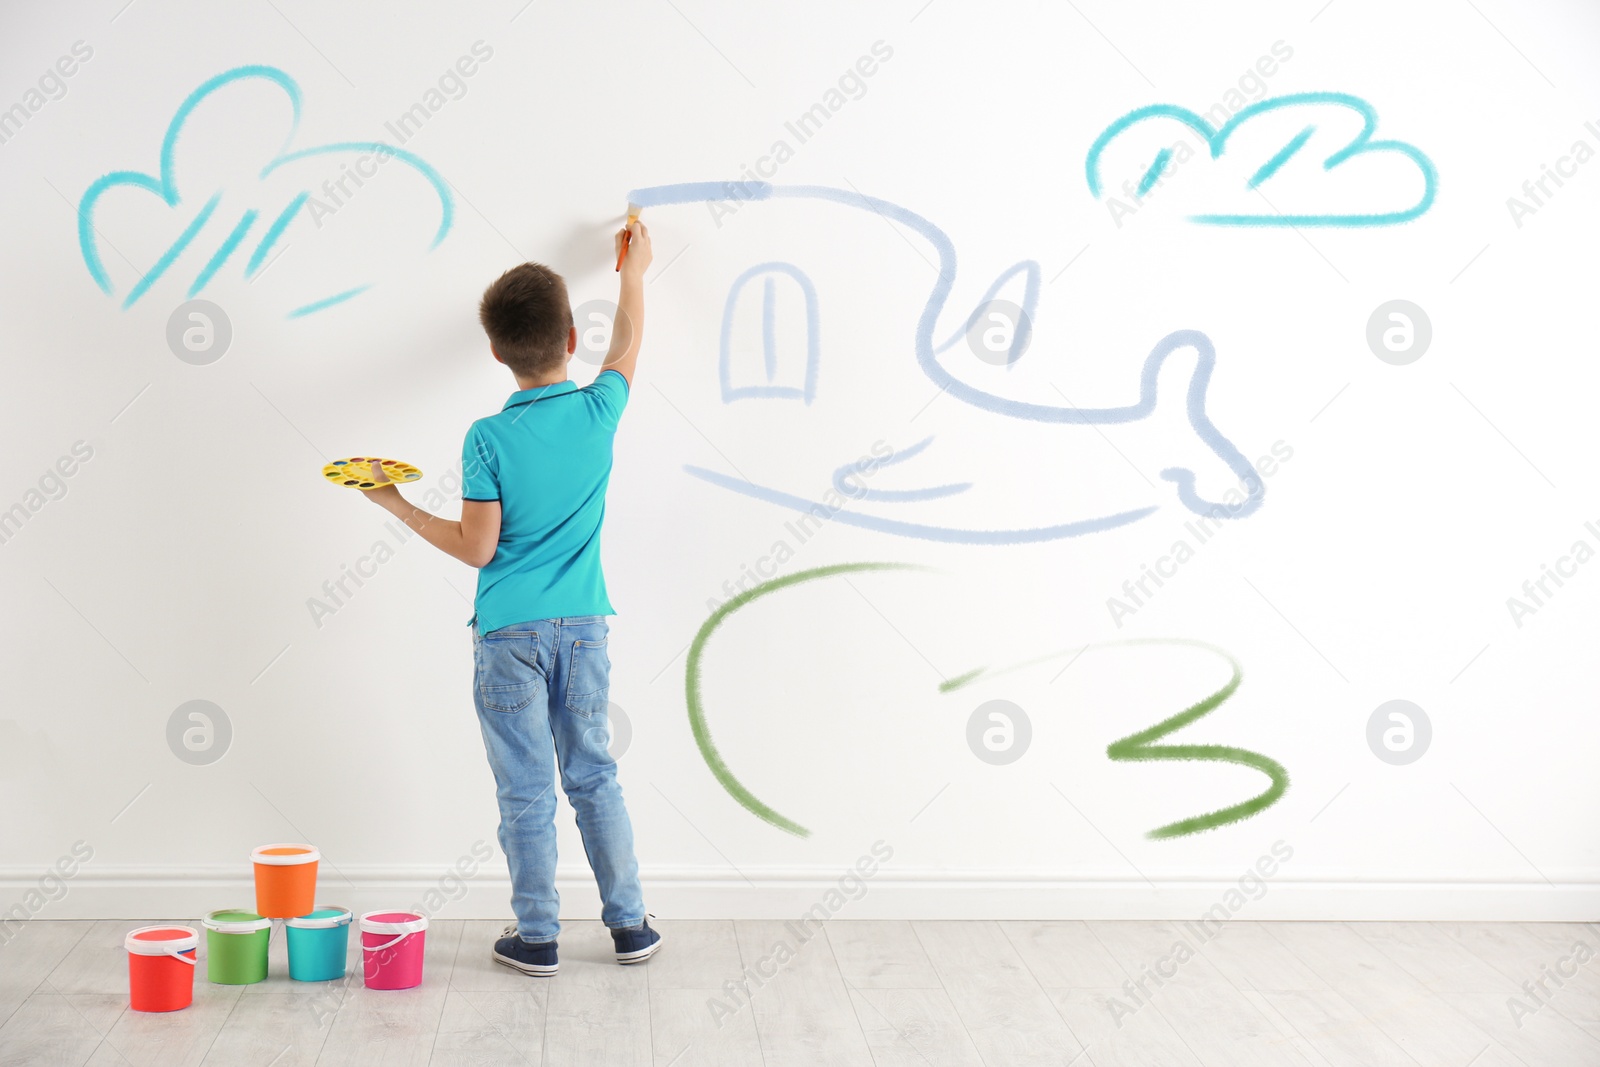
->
[251,843,320,918]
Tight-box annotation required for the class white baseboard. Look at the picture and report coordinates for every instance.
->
[3,865,1597,922]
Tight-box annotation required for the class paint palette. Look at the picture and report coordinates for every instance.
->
[321,457,423,490]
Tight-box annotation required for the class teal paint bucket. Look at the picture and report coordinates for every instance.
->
[285,906,352,982]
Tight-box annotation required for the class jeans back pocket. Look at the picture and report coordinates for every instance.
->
[564,636,610,718]
[476,631,542,714]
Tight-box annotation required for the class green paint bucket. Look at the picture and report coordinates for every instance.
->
[203,909,271,984]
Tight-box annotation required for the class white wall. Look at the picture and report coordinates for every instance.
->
[2,0,1598,923]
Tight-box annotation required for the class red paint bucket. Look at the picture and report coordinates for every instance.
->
[126,926,198,1012]
[359,911,428,990]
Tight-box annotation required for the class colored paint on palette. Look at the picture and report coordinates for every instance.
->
[320,457,423,490]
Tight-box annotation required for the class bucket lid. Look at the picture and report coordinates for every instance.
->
[126,925,199,955]
[359,910,428,935]
[203,909,271,934]
[251,843,320,866]
[286,906,353,930]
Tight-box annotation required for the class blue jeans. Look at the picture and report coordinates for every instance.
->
[471,616,644,942]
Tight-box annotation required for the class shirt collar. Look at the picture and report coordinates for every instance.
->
[503,381,578,410]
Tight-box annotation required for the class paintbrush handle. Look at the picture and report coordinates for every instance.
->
[614,227,632,272]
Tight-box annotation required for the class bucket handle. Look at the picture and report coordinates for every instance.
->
[167,949,197,966]
[363,931,413,954]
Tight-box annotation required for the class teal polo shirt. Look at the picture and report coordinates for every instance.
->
[463,370,629,633]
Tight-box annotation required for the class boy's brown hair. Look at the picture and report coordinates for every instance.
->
[478,263,572,378]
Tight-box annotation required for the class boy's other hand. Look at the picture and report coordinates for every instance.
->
[617,220,652,279]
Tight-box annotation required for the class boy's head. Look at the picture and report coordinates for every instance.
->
[478,262,575,380]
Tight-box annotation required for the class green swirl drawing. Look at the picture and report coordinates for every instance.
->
[944,638,1289,839]
[688,568,1286,840]
[685,562,924,838]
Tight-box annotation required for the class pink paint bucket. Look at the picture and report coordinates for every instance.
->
[359,910,428,990]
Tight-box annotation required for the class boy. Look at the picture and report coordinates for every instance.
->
[356,220,659,976]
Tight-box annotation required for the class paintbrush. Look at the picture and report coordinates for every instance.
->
[614,202,642,271]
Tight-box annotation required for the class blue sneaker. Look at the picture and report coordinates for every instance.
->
[611,917,662,965]
[492,924,558,977]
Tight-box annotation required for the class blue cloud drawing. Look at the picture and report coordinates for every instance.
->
[78,65,452,317]
[1085,91,1437,227]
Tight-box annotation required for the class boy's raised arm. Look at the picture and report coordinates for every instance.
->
[604,220,652,386]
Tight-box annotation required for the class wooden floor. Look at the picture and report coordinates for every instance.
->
[1,919,1597,1065]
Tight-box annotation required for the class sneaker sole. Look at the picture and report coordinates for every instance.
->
[491,948,558,977]
[615,940,661,965]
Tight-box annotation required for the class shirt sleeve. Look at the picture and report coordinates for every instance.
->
[582,369,630,428]
[461,421,500,501]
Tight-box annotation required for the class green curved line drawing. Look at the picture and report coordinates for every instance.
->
[685,562,925,838]
[943,638,1288,839]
